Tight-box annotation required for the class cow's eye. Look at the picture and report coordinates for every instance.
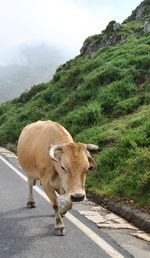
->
[87,166,93,173]
[61,165,67,173]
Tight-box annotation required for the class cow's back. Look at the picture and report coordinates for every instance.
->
[17,120,73,177]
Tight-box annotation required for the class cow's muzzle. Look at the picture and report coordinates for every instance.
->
[71,193,85,202]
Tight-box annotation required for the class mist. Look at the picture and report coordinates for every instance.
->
[0,0,142,103]
[0,43,70,103]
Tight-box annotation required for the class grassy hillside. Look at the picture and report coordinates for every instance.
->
[0,0,150,207]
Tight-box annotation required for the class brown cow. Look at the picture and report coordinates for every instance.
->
[17,120,99,236]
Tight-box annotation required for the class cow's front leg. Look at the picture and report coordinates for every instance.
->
[42,180,65,236]
[59,197,72,217]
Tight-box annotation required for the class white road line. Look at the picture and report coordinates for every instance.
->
[0,154,125,258]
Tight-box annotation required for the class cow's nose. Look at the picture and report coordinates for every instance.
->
[71,193,85,202]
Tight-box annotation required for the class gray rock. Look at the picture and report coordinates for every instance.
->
[113,22,120,31]
[144,21,150,32]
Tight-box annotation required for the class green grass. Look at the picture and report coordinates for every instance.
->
[0,2,150,207]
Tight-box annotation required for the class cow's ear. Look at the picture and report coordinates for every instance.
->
[88,156,96,171]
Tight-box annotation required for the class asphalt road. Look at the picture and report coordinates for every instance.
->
[0,154,133,258]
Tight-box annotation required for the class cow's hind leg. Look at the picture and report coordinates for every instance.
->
[27,177,36,208]
[42,180,65,236]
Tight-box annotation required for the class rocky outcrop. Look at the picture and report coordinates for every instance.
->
[125,0,150,22]
[80,21,124,56]
[80,1,150,56]
[136,6,145,19]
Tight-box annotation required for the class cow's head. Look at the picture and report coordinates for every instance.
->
[49,143,99,202]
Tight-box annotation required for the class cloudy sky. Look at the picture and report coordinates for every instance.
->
[0,0,142,66]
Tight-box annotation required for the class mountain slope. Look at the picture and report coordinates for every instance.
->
[0,44,66,103]
[0,64,53,103]
[0,0,150,207]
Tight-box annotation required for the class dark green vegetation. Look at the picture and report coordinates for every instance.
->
[0,0,150,207]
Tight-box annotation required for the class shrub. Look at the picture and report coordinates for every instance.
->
[113,97,141,116]
[99,80,136,115]
[62,102,101,135]
[13,83,47,104]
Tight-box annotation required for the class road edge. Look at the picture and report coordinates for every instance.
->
[86,191,150,233]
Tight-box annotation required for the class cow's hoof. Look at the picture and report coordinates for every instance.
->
[54,227,66,236]
[27,201,36,208]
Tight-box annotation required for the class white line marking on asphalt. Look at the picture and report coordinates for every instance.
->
[0,154,125,258]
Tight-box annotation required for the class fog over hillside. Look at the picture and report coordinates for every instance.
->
[0,44,68,103]
[0,0,142,103]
